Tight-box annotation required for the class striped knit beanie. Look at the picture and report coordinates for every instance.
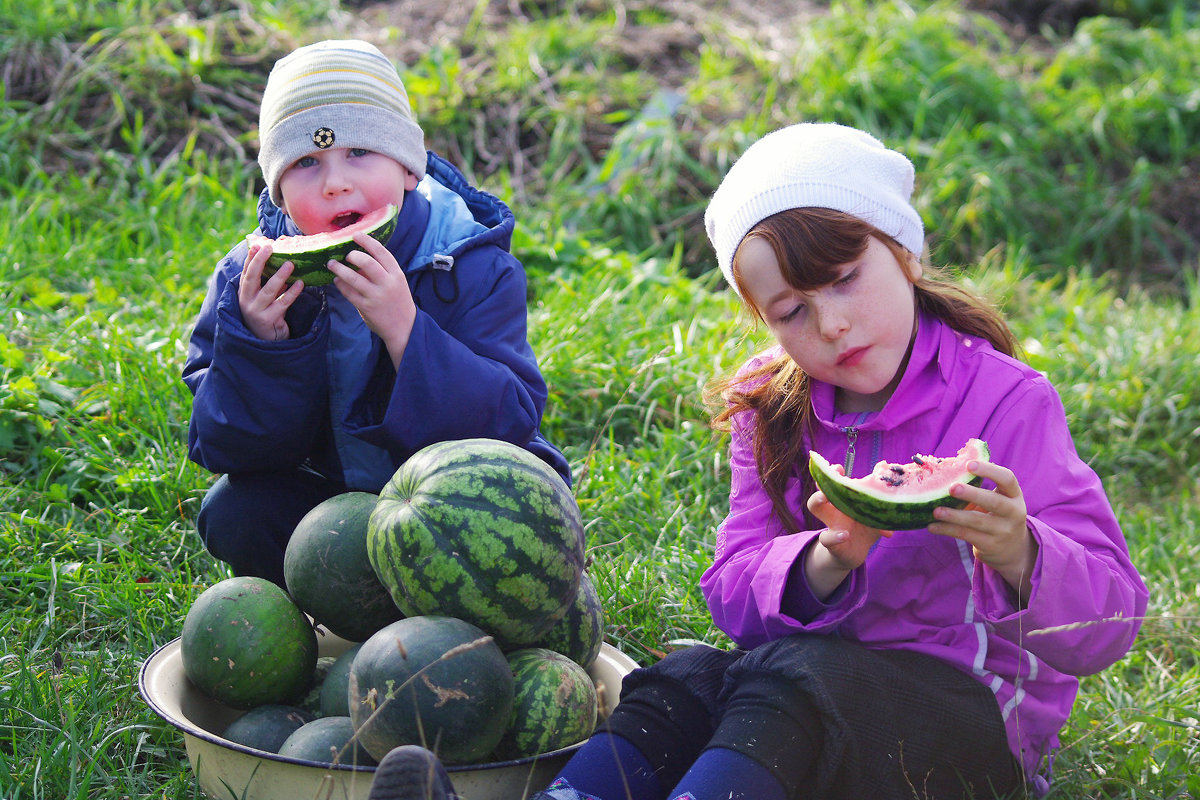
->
[258,39,427,207]
[705,123,924,294]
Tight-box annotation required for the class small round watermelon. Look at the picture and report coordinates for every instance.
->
[283,491,403,642]
[222,704,313,753]
[494,648,598,760]
[278,716,377,766]
[180,576,317,709]
[533,571,605,669]
[368,438,586,649]
[348,615,514,765]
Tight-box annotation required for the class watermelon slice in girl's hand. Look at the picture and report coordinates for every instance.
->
[808,438,990,530]
[246,203,398,286]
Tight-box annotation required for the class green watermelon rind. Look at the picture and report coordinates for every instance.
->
[808,439,990,531]
[367,438,586,650]
[255,203,398,286]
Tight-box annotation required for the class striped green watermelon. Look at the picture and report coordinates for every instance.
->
[348,615,514,764]
[493,647,598,760]
[180,576,318,709]
[367,438,586,649]
[532,570,605,669]
[809,438,990,530]
[249,203,397,286]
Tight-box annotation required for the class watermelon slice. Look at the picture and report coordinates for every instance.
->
[808,438,990,530]
[248,203,399,286]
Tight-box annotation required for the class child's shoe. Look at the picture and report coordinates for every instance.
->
[530,778,604,800]
[367,745,458,800]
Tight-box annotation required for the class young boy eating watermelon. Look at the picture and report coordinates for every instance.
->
[182,39,569,587]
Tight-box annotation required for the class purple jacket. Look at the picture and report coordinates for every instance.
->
[701,312,1147,789]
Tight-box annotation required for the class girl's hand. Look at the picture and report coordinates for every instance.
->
[329,232,416,369]
[238,241,305,341]
[805,489,893,601]
[928,460,1037,603]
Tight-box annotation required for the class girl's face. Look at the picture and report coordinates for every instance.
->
[737,233,921,413]
[278,147,419,236]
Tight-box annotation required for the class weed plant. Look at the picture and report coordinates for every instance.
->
[1,0,1198,797]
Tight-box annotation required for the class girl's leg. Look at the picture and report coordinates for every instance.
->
[545,644,743,800]
[715,634,1025,800]
[196,469,345,586]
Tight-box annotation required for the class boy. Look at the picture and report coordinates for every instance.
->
[183,40,569,587]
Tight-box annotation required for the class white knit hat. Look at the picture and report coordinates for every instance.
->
[258,40,427,207]
[704,123,924,292]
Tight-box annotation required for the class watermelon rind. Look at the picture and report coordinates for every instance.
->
[368,438,586,649]
[809,439,990,530]
[252,203,398,286]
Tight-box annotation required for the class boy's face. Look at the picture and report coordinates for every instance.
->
[278,147,419,236]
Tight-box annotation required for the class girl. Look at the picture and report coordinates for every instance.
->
[366,123,1147,800]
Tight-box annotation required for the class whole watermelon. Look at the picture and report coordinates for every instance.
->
[368,438,586,649]
[493,648,598,760]
[533,571,605,669]
[283,491,402,642]
[278,716,377,766]
[222,704,313,754]
[348,615,514,764]
[180,576,317,709]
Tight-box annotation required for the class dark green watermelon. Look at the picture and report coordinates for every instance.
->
[283,491,402,642]
[277,716,377,766]
[493,648,598,760]
[368,438,586,649]
[348,615,514,765]
[319,644,362,718]
[180,576,317,709]
[533,571,605,669]
[222,704,313,753]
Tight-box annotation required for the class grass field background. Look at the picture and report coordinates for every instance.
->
[2,0,1198,796]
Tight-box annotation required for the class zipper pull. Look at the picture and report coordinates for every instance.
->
[843,427,858,476]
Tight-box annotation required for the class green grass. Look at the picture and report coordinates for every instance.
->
[2,0,1199,797]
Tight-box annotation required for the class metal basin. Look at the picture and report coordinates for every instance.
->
[139,632,637,800]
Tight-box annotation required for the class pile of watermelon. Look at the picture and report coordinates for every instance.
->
[178,439,607,767]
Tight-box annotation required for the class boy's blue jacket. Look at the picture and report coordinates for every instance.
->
[183,152,570,489]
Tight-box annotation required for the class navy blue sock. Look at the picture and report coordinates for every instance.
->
[550,731,661,800]
[667,747,788,800]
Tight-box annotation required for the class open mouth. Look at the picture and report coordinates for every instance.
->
[331,211,363,229]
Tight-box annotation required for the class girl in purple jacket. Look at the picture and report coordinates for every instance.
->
[365,124,1147,800]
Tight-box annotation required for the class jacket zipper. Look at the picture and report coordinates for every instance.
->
[842,426,858,475]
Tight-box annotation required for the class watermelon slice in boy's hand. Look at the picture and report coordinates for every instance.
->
[808,439,989,531]
[247,203,398,286]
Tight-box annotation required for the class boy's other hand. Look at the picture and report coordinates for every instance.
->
[239,241,305,341]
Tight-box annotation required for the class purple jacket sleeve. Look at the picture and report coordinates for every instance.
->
[972,382,1147,676]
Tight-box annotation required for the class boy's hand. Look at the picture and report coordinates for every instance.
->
[928,459,1037,603]
[239,241,305,341]
[805,489,893,601]
[329,232,416,369]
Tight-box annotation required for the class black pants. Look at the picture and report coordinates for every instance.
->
[196,469,346,586]
[606,636,1027,800]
